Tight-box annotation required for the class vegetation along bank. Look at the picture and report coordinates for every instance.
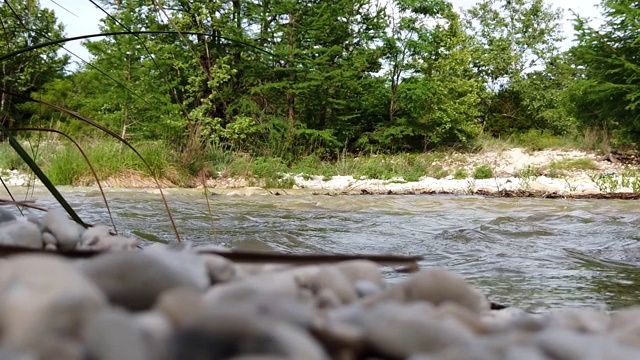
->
[2,0,640,198]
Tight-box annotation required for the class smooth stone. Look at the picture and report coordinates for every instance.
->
[77,251,207,311]
[0,255,106,353]
[435,303,492,335]
[361,269,489,313]
[82,234,138,251]
[503,346,548,360]
[156,288,208,327]
[312,266,358,304]
[334,260,385,287]
[610,307,640,347]
[80,226,139,251]
[536,329,640,360]
[0,219,42,248]
[169,308,327,360]
[133,312,173,360]
[480,307,539,331]
[315,288,343,309]
[144,246,210,289]
[42,232,57,246]
[547,309,610,334]
[204,266,321,305]
[364,302,474,358]
[43,209,85,250]
[26,214,44,230]
[354,280,382,298]
[0,208,16,224]
[44,243,57,251]
[204,292,315,329]
[200,254,237,283]
[79,225,110,246]
[85,309,148,360]
[409,343,501,360]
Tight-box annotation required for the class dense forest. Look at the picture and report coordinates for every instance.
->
[1,0,640,164]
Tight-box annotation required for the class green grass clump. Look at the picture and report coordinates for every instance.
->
[264,176,295,189]
[513,129,578,151]
[548,158,598,171]
[453,168,468,179]
[428,164,449,179]
[473,165,494,179]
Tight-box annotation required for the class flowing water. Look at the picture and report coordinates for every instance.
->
[14,188,640,313]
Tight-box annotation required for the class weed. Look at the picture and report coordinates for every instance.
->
[464,178,476,194]
[590,173,619,193]
[300,173,313,181]
[322,175,333,182]
[563,177,578,192]
[473,165,493,179]
[264,176,295,189]
[429,165,449,179]
[548,158,598,172]
[453,168,468,180]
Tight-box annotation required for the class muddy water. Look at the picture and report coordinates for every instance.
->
[13,188,640,312]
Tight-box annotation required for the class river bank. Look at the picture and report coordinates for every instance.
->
[3,147,640,197]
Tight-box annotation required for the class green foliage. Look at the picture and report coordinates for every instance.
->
[568,0,640,144]
[9,0,640,166]
[1,0,69,127]
[473,165,494,179]
[453,168,468,179]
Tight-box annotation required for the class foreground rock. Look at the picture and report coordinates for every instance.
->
[2,210,640,359]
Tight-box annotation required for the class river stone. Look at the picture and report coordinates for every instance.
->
[204,266,320,305]
[547,308,610,334]
[334,260,385,287]
[200,253,237,283]
[0,219,43,249]
[312,266,359,304]
[43,209,85,250]
[169,307,328,360]
[133,311,173,360]
[354,280,382,298]
[536,329,640,360]
[0,255,106,354]
[77,251,207,311]
[145,246,210,289]
[609,307,640,347]
[0,208,16,225]
[42,231,57,246]
[85,308,148,360]
[361,269,489,313]
[363,302,475,358]
[156,288,208,327]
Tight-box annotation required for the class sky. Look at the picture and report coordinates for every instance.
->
[40,0,604,67]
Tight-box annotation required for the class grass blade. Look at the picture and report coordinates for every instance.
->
[0,89,180,242]
[0,124,86,227]
[11,127,118,234]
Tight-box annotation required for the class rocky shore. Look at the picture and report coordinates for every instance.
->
[0,207,640,359]
[3,148,640,198]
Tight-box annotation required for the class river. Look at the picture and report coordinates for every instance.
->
[8,187,640,313]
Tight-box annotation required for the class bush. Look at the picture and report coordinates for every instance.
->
[473,165,493,179]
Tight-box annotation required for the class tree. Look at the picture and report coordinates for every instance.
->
[464,0,567,136]
[568,0,640,145]
[0,0,69,127]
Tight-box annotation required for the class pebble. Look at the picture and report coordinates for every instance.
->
[0,219,43,248]
[0,207,640,359]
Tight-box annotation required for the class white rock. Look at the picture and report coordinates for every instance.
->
[43,210,85,251]
[0,219,43,248]
[0,255,106,354]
